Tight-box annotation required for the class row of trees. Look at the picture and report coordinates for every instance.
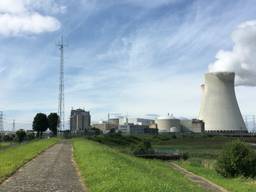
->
[32,113,59,137]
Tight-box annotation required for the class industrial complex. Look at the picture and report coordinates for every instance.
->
[69,72,250,136]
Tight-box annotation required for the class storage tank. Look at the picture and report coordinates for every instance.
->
[199,72,247,132]
[170,126,181,133]
[156,116,181,133]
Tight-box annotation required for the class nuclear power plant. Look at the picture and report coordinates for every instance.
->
[199,72,247,132]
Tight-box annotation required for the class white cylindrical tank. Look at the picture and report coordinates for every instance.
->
[199,72,247,132]
[170,126,181,133]
[156,116,181,133]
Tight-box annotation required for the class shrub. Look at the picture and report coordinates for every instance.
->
[16,129,27,142]
[133,141,154,155]
[3,134,15,142]
[182,152,189,160]
[26,132,35,140]
[215,140,256,178]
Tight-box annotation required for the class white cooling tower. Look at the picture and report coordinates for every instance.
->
[199,72,247,132]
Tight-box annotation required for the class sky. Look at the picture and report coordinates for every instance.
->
[0,0,256,130]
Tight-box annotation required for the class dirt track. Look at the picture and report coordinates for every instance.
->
[0,141,85,192]
[170,162,228,192]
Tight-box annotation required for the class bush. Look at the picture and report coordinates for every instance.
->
[215,140,256,178]
[3,134,15,142]
[26,132,35,140]
[16,129,27,142]
[133,141,154,155]
[182,152,189,160]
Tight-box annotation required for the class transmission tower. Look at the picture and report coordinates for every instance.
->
[0,111,3,132]
[57,36,66,132]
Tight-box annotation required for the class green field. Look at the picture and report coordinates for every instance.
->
[72,138,207,192]
[87,134,256,192]
[152,136,256,192]
[0,142,12,149]
[0,138,59,182]
[179,160,256,192]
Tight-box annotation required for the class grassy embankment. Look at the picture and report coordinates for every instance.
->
[0,142,12,149]
[72,138,206,192]
[0,138,59,182]
[153,136,256,192]
[87,134,256,192]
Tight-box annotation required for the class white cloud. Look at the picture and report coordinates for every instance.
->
[0,0,63,36]
[124,0,178,8]
[209,20,256,86]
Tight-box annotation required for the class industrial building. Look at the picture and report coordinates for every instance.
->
[180,119,204,133]
[199,72,247,132]
[70,109,91,134]
[156,115,181,133]
[118,124,158,135]
[92,121,118,133]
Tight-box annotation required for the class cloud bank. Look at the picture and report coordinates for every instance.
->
[209,20,256,86]
[0,0,62,36]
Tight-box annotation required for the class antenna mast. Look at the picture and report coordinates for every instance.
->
[57,35,66,132]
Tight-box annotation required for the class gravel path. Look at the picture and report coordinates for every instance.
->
[170,162,228,192]
[0,141,85,192]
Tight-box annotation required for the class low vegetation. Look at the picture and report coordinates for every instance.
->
[87,134,256,192]
[179,160,256,192]
[16,129,27,142]
[216,140,256,178]
[72,138,205,192]
[0,138,59,182]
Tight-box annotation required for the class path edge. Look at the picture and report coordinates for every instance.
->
[71,142,88,192]
[170,162,229,192]
[0,139,59,185]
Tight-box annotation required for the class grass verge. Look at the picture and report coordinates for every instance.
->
[179,160,256,192]
[72,138,206,192]
[0,142,12,149]
[0,138,59,182]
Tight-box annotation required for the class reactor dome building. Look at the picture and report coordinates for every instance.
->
[199,72,247,132]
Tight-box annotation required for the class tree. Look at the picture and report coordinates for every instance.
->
[33,113,49,138]
[16,129,26,142]
[216,140,256,178]
[48,113,59,136]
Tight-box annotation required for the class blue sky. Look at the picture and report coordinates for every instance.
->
[0,0,256,129]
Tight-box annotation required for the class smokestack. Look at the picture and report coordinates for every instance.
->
[199,72,247,132]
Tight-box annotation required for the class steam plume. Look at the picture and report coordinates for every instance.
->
[209,20,256,86]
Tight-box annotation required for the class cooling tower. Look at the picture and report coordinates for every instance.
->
[199,72,247,132]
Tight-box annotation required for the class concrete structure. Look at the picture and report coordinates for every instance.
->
[118,124,158,135]
[170,126,181,133]
[70,109,91,134]
[199,72,247,132]
[108,118,119,126]
[92,121,117,133]
[181,119,204,133]
[128,118,155,126]
[149,123,158,129]
[156,115,181,133]
[119,117,155,126]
